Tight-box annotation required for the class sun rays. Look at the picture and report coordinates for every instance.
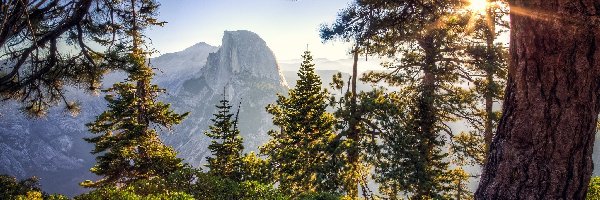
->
[467,0,489,15]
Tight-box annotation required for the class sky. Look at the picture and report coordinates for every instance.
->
[146,0,355,61]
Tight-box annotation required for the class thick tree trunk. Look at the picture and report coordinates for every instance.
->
[476,0,600,199]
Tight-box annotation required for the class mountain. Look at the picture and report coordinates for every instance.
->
[0,30,286,196]
[160,30,288,166]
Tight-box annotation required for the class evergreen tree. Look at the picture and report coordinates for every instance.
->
[0,0,167,116]
[320,5,374,198]
[453,0,509,165]
[81,0,187,188]
[240,151,273,184]
[205,91,244,181]
[261,51,339,196]
[322,1,483,198]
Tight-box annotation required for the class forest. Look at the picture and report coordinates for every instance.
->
[1,0,600,199]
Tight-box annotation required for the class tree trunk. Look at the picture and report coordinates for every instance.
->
[483,4,496,156]
[414,35,438,199]
[476,0,600,199]
[346,45,360,198]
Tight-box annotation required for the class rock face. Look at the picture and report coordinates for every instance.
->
[0,30,286,196]
[162,30,287,166]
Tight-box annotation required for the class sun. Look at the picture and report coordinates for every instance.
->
[467,0,488,15]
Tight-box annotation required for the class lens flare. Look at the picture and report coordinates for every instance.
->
[467,0,488,14]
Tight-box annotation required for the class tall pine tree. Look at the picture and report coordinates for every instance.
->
[260,51,339,196]
[204,91,244,181]
[322,0,488,198]
[81,0,187,188]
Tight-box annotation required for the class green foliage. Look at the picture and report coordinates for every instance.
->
[459,1,509,164]
[588,176,600,200]
[205,92,244,181]
[81,0,187,189]
[0,175,42,200]
[0,175,67,200]
[240,151,273,183]
[261,51,340,195]
[82,70,187,188]
[321,0,503,198]
[297,192,342,200]
[75,186,194,200]
[0,0,169,116]
[163,167,286,200]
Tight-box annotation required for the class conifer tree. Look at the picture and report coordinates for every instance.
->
[323,1,482,198]
[261,51,339,196]
[81,0,187,188]
[452,0,509,165]
[205,91,244,181]
[320,5,374,198]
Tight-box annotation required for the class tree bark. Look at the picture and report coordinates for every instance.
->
[476,0,600,199]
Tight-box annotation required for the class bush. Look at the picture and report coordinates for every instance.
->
[74,186,194,200]
[297,192,342,200]
[588,176,600,200]
[76,167,287,200]
[0,174,68,200]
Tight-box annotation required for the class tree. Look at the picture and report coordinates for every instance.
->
[453,0,509,165]
[476,0,600,199]
[81,0,187,188]
[320,5,374,198]
[0,0,155,116]
[0,174,67,200]
[205,91,244,181]
[261,50,339,196]
[324,0,479,198]
[239,151,273,184]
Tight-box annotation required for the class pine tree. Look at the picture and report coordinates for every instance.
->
[320,5,373,197]
[260,51,339,196]
[323,1,482,198]
[204,91,244,181]
[0,0,169,116]
[81,0,187,188]
[453,0,509,165]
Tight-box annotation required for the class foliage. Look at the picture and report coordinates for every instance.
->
[321,0,501,198]
[162,167,285,200]
[588,176,600,200]
[0,175,68,200]
[0,175,42,200]
[261,51,340,195]
[81,0,187,189]
[75,186,194,200]
[240,151,274,183]
[205,92,244,181]
[456,0,509,165]
[0,0,166,116]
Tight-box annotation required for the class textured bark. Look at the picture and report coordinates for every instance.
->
[476,0,600,199]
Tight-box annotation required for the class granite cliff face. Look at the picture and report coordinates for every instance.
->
[162,30,287,165]
[0,30,286,196]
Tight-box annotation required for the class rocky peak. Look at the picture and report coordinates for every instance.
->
[204,30,287,88]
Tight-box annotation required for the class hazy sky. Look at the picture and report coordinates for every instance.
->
[147,0,354,60]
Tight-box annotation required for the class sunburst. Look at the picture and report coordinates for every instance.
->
[467,0,489,15]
